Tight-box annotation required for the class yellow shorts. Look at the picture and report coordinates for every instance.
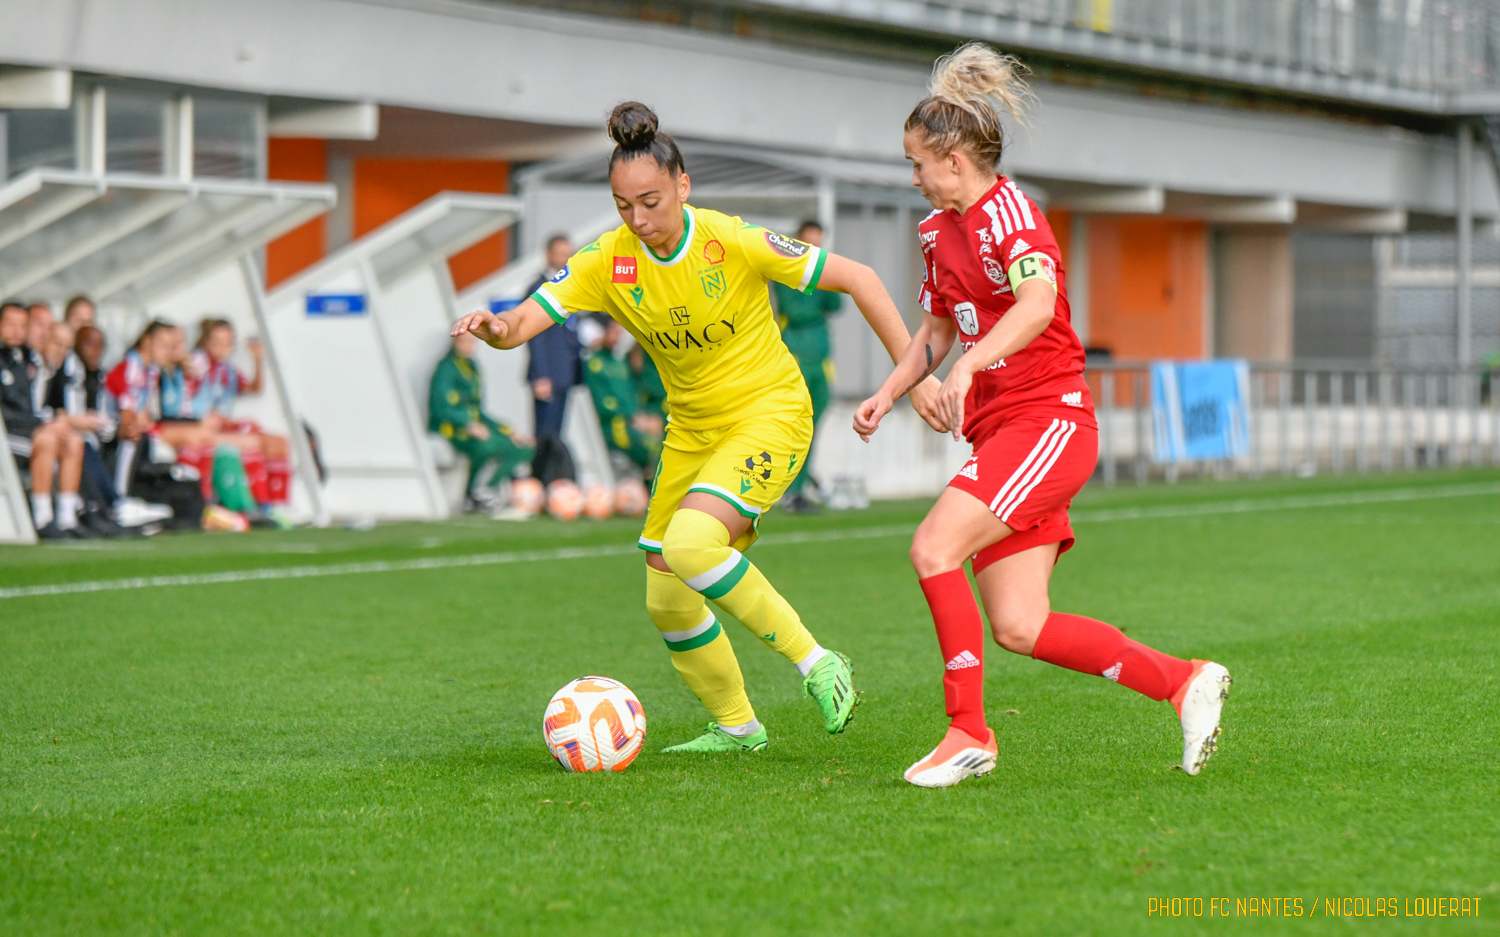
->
[637,407,813,555]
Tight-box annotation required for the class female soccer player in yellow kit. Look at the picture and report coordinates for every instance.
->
[454,103,940,752]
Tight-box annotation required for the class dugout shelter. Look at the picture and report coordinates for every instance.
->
[0,166,335,542]
[264,192,522,521]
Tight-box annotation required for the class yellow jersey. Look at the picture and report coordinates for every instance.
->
[530,205,825,432]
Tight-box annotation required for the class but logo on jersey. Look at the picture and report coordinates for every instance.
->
[612,257,638,284]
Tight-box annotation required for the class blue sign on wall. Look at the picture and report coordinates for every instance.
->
[1151,360,1251,463]
[305,294,367,316]
[488,298,521,314]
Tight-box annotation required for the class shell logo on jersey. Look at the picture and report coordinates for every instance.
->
[983,257,1006,286]
[764,231,810,258]
[953,301,979,337]
[612,256,638,284]
[703,239,726,264]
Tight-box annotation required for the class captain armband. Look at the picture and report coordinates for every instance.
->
[1006,253,1058,293]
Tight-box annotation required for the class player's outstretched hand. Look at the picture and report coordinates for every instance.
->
[907,375,948,434]
[936,364,973,442]
[853,392,894,443]
[452,310,510,347]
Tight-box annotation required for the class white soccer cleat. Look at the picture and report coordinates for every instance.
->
[1172,660,1232,776]
[903,725,998,788]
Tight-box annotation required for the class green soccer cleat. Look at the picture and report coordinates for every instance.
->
[662,723,769,753]
[803,650,858,734]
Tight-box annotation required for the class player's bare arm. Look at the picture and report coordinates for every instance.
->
[854,313,957,441]
[450,298,555,350]
[817,253,943,429]
[934,277,1055,440]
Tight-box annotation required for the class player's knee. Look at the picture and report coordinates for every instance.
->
[660,509,729,579]
[989,608,1045,655]
[909,523,961,578]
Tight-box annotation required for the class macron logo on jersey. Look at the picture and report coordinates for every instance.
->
[946,650,981,671]
[1008,238,1032,260]
[612,257,638,284]
[1061,391,1083,407]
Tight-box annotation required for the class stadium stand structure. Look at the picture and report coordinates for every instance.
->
[0,165,335,541]
[264,191,521,521]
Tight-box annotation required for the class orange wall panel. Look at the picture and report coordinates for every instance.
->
[265,138,328,289]
[353,159,511,292]
[1087,217,1206,361]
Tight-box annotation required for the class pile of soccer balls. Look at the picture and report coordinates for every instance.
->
[509,477,649,521]
[543,676,647,772]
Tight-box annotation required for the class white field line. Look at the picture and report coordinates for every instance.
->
[1,482,1496,601]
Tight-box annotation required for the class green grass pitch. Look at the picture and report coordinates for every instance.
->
[2,470,1497,935]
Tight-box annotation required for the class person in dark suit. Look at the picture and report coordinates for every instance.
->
[525,234,583,486]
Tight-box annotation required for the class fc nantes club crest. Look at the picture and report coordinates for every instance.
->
[699,267,726,300]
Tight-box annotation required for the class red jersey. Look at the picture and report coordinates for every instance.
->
[918,175,1094,445]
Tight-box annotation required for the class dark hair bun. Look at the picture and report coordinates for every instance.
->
[608,102,659,150]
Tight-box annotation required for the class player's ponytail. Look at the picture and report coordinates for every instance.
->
[607,102,686,177]
[906,42,1034,170]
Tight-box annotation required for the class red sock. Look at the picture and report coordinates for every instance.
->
[918,569,987,740]
[242,449,271,504]
[177,447,215,499]
[1031,612,1193,701]
[265,457,291,504]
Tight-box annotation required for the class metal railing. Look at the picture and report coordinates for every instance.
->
[743,0,1500,108]
[1088,360,1500,486]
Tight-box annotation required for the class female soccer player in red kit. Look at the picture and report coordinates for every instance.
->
[856,43,1233,788]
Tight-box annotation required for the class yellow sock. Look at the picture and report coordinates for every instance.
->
[644,565,756,727]
[661,509,820,668]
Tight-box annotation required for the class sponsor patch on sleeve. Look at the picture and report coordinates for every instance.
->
[764,231,811,258]
[548,265,571,285]
[612,256,638,284]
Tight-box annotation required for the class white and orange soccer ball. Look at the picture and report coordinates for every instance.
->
[614,478,649,517]
[511,477,545,515]
[542,676,647,772]
[546,479,583,520]
[583,485,613,519]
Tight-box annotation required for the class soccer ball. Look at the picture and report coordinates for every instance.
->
[583,485,613,519]
[543,676,647,772]
[511,477,545,514]
[546,479,582,520]
[614,478,649,517]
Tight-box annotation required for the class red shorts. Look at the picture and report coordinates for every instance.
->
[947,410,1098,574]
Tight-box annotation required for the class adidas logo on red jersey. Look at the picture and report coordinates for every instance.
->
[946,650,981,671]
[1008,238,1032,260]
[1102,662,1122,682]
[1061,391,1083,407]
[957,458,979,481]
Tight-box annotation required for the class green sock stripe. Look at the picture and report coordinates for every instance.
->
[663,619,722,652]
[700,554,751,600]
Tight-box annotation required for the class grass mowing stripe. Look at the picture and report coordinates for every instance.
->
[0,525,918,601]
[1070,479,1500,522]
[3,481,1493,601]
